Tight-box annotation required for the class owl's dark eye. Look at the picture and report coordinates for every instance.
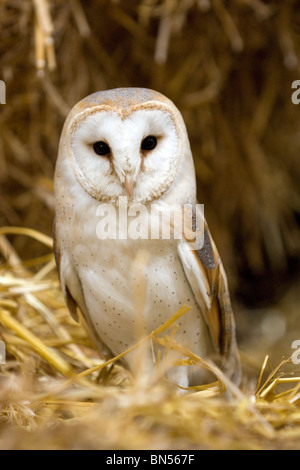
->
[141,135,157,152]
[93,141,111,156]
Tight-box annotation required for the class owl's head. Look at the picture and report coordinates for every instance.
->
[58,88,193,205]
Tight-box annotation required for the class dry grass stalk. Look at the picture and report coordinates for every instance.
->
[33,0,56,73]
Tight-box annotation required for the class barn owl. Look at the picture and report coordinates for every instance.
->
[54,88,241,388]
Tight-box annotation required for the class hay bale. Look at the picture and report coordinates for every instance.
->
[0,229,300,450]
[1,0,300,303]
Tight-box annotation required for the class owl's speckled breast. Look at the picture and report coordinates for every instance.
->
[73,228,212,370]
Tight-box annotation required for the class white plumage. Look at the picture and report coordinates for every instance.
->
[54,88,241,388]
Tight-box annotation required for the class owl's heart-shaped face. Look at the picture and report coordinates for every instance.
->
[66,103,184,205]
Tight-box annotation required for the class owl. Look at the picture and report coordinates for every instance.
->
[54,88,241,388]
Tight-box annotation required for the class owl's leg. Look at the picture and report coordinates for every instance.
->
[166,366,189,391]
[167,364,216,392]
[187,366,215,387]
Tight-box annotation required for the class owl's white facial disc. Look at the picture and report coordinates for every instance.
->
[67,104,183,204]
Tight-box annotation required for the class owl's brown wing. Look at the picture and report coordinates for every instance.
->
[53,219,114,359]
[177,211,241,384]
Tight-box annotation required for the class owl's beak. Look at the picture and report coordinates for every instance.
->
[124,176,134,197]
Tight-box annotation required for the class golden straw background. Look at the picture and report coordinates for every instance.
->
[1,0,300,450]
